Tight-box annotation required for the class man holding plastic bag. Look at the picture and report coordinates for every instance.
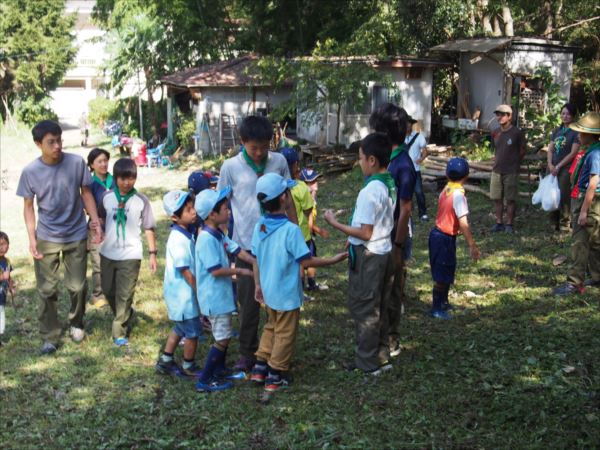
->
[554,112,600,295]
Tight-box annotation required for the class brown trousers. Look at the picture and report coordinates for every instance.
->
[255,306,300,372]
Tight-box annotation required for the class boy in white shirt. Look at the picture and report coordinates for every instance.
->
[324,132,396,375]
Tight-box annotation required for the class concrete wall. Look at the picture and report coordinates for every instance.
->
[297,67,434,147]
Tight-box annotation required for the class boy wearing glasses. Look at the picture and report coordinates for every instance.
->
[489,104,526,233]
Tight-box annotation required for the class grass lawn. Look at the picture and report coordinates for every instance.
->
[0,130,599,448]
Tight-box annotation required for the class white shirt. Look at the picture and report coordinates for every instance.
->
[348,181,395,254]
[406,132,427,172]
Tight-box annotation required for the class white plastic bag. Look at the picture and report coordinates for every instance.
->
[532,174,560,211]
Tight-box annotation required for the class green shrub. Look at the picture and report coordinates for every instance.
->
[88,97,119,128]
[176,114,197,152]
[15,97,58,126]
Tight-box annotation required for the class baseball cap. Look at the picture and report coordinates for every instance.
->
[280,147,300,166]
[163,190,191,216]
[494,104,512,115]
[194,186,231,220]
[256,173,297,203]
[299,168,320,183]
[446,157,470,181]
[188,170,211,194]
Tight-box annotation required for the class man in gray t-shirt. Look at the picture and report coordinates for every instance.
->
[16,120,102,354]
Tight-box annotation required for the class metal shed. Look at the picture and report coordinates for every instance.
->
[430,37,576,130]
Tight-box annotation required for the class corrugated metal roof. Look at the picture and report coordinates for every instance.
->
[430,37,576,54]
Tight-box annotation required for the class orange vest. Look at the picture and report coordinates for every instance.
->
[435,182,465,236]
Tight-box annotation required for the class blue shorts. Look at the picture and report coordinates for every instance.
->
[306,239,317,257]
[428,227,457,285]
[173,317,202,339]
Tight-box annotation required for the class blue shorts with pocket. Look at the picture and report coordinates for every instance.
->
[173,317,202,339]
[306,238,317,257]
[428,227,457,284]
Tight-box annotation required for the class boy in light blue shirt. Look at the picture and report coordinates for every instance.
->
[250,173,347,392]
[194,187,258,392]
[156,190,203,378]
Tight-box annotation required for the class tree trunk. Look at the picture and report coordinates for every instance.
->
[492,15,502,36]
[543,1,553,37]
[144,66,158,135]
[335,103,342,147]
[502,6,514,37]
[477,0,493,35]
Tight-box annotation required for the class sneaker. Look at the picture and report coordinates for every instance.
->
[181,363,204,379]
[155,359,187,378]
[420,214,429,222]
[430,310,451,320]
[40,341,57,355]
[264,373,291,392]
[491,223,505,233]
[441,302,454,311]
[69,326,85,343]
[552,283,584,296]
[113,337,129,347]
[344,360,392,376]
[250,363,268,384]
[215,367,246,380]
[233,356,255,372]
[303,293,315,302]
[196,379,233,393]
[504,224,514,234]
[389,340,402,358]
[306,283,329,292]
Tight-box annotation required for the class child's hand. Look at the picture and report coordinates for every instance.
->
[470,245,480,261]
[331,252,348,264]
[317,228,330,239]
[149,254,158,273]
[578,211,587,227]
[1,271,9,281]
[254,285,264,304]
[237,268,253,277]
[323,209,336,224]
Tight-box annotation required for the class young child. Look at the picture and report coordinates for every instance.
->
[428,158,480,319]
[87,148,114,308]
[553,112,600,294]
[194,187,257,392]
[0,232,16,346]
[250,173,346,391]
[324,133,396,375]
[300,168,330,291]
[99,158,157,346]
[155,190,203,378]
[217,115,296,373]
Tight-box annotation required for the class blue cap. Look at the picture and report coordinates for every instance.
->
[163,190,191,216]
[280,147,299,167]
[299,168,320,182]
[446,157,470,180]
[194,186,231,220]
[256,173,297,203]
[188,170,211,194]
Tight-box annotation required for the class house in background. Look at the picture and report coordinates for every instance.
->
[160,55,292,155]
[429,37,576,131]
[296,56,452,147]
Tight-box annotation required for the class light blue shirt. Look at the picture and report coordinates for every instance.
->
[251,215,311,311]
[163,225,199,321]
[578,148,600,193]
[195,226,241,316]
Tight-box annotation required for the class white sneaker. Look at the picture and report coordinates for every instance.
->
[69,326,85,343]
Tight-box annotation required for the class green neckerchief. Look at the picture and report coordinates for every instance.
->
[114,188,137,240]
[390,144,406,162]
[242,146,267,176]
[92,172,113,190]
[348,172,396,269]
[572,141,600,189]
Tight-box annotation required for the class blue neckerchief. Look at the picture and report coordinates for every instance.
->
[202,225,225,241]
[171,223,195,241]
[257,213,288,241]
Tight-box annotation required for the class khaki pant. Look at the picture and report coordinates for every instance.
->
[348,245,394,371]
[100,256,141,339]
[236,256,261,360]
[255,306,300,372]
[387,246,407,347]
[34,239,88,344]
[490,171,519,202]
[87,229,103,299]
[567,195,600,286]
[549,166,572,229]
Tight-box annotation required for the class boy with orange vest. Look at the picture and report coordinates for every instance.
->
[428,158,480,319]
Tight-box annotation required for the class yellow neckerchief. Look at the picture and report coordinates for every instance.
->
[444,181,464,196]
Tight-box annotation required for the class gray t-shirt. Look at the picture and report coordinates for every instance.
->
[549,125,579,165]
[217,151,290,250]
[16,152,92,243]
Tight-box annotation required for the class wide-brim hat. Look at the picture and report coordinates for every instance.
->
[569,112,600,135]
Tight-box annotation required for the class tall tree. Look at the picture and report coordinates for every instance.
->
[0,0,76,125]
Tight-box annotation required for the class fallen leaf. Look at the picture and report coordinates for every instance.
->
[562,365,576,374]
[464,291,482,298]
[552,255,567,266]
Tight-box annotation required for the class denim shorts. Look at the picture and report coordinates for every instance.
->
[173,317,202,339]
